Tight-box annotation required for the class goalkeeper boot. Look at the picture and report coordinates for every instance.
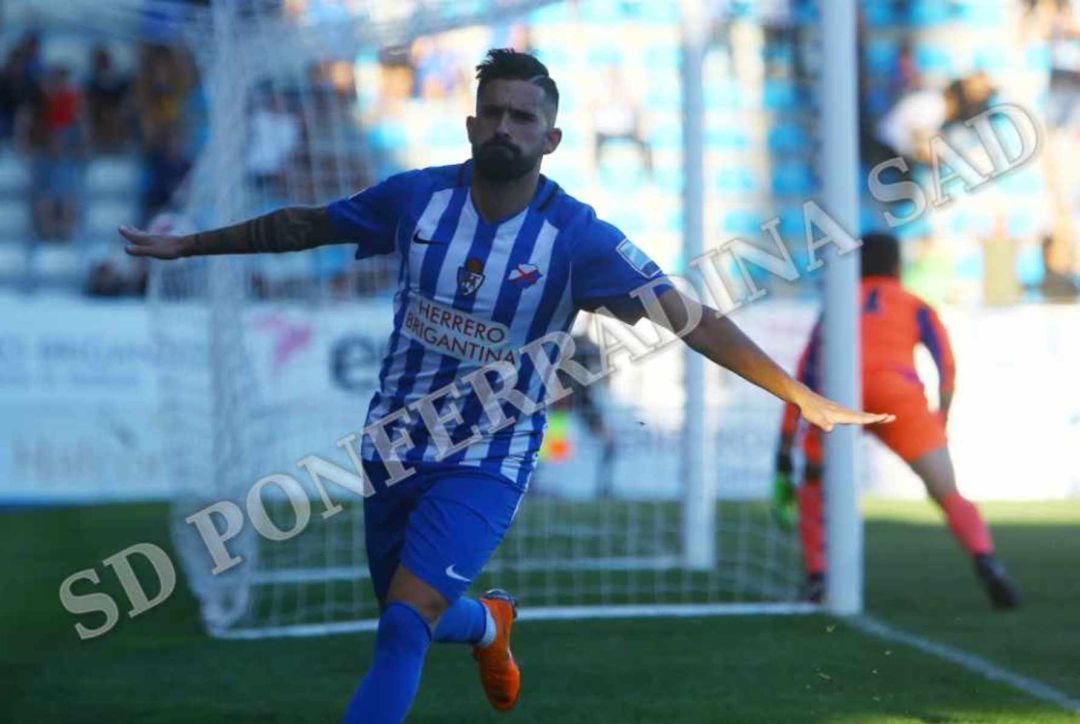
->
[473,589,521,712]
[799,572,825,604]
[974,554,1022,610]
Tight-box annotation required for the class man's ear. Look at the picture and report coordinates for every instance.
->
[544,126,562,155]
[466,115,477,144]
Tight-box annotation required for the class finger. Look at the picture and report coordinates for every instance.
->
[118,225,152,244]
[849,412,891,424]
[831,409,894,426]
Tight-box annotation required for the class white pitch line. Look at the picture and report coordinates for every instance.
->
[852,615,1080,715]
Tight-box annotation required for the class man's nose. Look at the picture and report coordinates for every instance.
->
[494,112,512,136]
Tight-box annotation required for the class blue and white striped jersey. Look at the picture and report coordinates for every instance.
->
[327,161,668,489]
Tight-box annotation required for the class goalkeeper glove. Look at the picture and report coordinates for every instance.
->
[770,451,796,532]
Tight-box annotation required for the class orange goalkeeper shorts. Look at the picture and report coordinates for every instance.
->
[802,370,947,467]
[863,370,947,463]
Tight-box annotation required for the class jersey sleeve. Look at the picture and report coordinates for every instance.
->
[915,304,956,393]
[326,170,419,260]
[570,213,672,324]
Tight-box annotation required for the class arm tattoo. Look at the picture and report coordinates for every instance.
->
[185,206,336,256]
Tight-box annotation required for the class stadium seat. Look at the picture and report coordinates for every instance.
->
[767,123,809,154]
[84,200,139,241]
[712,167,756,195]
[34,244,82,278]
[913,43,953,75]
[864,38,899,74]
[722,209,762,236]
[763,79,797,112]
[0,242,24,281]
[0,151,29,194]
[954,0,1004,27]
[1016,244,1044,287]
[908,0,951,27]
[705,80,743,111]
[0,202,32,240]
[771,162,815,198]
[85,156,140,197]
[707,126,750,151]
[862,1,897,28]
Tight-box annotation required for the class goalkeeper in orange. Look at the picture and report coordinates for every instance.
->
[772,232,1021,609]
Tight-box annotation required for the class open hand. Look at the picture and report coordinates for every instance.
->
[796,387,895,433]
[119,225,192,260]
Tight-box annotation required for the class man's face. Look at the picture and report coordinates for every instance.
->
[467,79,561,183]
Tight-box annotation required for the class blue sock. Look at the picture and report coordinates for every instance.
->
[432,597,489,645]
[343,602,431,724]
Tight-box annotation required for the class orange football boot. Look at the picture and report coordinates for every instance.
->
[472,589,520,712]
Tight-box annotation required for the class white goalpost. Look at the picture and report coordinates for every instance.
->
[44,0,860,638]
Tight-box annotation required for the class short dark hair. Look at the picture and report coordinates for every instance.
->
[475,48,559,119]
[860,232,901,278]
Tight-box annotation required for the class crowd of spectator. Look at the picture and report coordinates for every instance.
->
[0,30,200,295]
[4,1,1080,304]
[857,0,1080,303]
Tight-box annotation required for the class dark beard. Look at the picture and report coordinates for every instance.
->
[472,140,538,182]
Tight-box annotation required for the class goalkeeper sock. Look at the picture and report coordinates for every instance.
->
[940,492,993,556]
[798,478,826,575]
[343,602,431,724]
[432,597,493,646]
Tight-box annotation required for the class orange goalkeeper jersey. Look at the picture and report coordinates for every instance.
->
[781,276,956,439]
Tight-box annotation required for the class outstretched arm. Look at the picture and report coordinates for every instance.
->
[779,318,821,452]
[656,288,894,432]
[119,205,338,260]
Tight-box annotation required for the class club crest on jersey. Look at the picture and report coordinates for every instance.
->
[457,257,486,296]
[507,262,542,288]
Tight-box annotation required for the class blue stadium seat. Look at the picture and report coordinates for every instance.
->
[768,123,809,154]
[1016,244,1044,286]
[648,83,681,108]
[643,46,679,71]
[0,151,29,195]
[771,163,815,197]
[653,164,682,192]
[1026,45,1052,71]
[955,250,982,281]
[528,2,573,24]
[1008,208,1039,238]
[763,78,797,111]
[862,1,898,28]
[972,48,1008,73]
[913,43,953,75]
[367,123,406,153]
[712,168,756,194]
[722,209,761,236]
[864,38,899,74]
[649,115,682,150]
[707,126,749,151]
[705,80,743,111]
[953,0,1004,27]
[778,208,804,240]
[995,169,1041,195]
[908,0,951,27]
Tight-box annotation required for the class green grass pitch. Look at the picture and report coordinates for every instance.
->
[2,499,1078,722]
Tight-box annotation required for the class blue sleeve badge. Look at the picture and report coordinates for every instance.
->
[616,238,661,278]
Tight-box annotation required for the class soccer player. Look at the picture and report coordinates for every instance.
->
[772,232,1022,609]
[121,50,892,723]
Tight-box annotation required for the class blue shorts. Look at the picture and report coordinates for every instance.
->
[362,459,525,603]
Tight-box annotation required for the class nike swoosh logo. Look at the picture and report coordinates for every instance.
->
[445,564,471,582]
[412,231,442,245]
